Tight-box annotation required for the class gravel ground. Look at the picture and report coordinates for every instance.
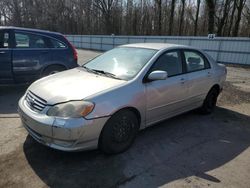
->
[0,49,249,188]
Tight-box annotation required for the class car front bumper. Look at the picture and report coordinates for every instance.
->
[18,96,109,151]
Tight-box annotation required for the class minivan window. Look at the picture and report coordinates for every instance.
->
[184,51,209,72]
[15,32,48,48]
[50,38,67,48]
[0,32,9,48]
[151,51,182,77]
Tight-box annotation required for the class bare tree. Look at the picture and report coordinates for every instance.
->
[194,0,201,36]
[0,0,248,37]
[206,0,215,34]
[168,0,176,35]
[227,0,237,36]
[233,0,246,36]
[243,2,250,36]
[155,0,162,35]
[178,0,185,35]
[217,0,231,36]
[125,0,133,35]
[94,0,116,34]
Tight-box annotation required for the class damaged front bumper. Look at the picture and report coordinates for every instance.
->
[18,96,109,151]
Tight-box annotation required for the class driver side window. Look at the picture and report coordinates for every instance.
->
[151,50,183,77]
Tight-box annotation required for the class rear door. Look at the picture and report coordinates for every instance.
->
[0,30,13,83]
[12,31,51,83]
[182,50,213,106]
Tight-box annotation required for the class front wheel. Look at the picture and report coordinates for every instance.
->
[200,88,219,114]
[99,110,139,154]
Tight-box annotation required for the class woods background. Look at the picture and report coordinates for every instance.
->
[0,0,249,37]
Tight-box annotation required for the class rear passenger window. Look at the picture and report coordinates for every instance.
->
[15,32,48,48]
[184,51,209,72]
[50,38,67,48]
[0,32,9,48]
[151,51,182,77]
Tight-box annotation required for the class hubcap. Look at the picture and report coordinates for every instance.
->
[112,116,133,143]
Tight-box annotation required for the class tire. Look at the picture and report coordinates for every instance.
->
[99,110,139,154]
[200,88,219,114]
[41,65,66,77]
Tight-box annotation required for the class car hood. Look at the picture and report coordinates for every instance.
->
[28,68,126,105]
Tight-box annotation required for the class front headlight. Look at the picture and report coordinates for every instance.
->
[47,101,94,118]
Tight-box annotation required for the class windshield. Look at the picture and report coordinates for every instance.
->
[83,47,157,80]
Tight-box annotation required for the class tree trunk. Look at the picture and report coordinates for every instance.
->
[126,0,133,35]
[178,0,185,36]
[168,0,176,35]
[232,0,246,36]
[13,0,22,26]
[217,0,231,36]
[156,0,162,35]
[206,0,215,34]
[133,8,138,35]
[228,0,237,36]
[194,0,201,36]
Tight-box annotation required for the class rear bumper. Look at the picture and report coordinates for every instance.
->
[18,96,109,151]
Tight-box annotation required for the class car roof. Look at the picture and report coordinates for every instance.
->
[121,43,188,50]
[0,26,61,35]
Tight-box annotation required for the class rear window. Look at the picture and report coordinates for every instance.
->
[184,50,210,72]
[50,38,67,48]
[15,32,48,48]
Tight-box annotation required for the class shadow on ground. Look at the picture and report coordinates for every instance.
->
[0,85,28,115]
[23,107,250,188]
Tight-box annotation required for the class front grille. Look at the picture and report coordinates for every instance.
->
[25,91,47,112]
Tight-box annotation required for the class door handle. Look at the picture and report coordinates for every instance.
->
[180,78,185,84]
[41,51,49,54]
[0,51,6,54]
[207,72,211,77]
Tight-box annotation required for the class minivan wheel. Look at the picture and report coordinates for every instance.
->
[99,110,139,154]
[42,65,66,77]
[200,88,219,114]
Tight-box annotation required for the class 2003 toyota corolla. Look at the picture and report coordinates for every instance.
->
[18,43,227,154]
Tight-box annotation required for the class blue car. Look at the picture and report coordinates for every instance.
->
[0,26,78,84]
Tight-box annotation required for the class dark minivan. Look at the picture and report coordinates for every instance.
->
[0,26,78,84]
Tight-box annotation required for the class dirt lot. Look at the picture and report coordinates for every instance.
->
[0,50,250,188]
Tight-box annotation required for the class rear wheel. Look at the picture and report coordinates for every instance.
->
[41,65,66,77]
[99,110,139,154]
[200,88,219,114]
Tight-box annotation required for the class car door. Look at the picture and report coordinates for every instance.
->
[182,50,213,107]
[145,50,189,126]
[0,30,13,84]
[12,31,52,83]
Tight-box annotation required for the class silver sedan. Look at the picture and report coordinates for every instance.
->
[18,43,227,154]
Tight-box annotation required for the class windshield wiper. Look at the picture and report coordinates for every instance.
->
[82,66,97,74]
[82,66,122,80]
[91,69,122,80]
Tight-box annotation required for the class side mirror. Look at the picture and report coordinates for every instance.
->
[147,70,168,81]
